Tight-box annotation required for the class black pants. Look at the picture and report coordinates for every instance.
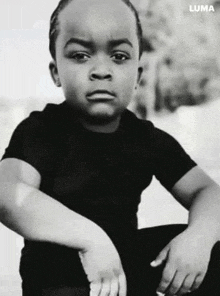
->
[22,224,220,296]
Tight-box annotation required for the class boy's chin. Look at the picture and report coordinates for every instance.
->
[83,109,121,125]
[84,113,118,125]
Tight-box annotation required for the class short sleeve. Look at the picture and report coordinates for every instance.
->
[2,117,35,163]
[152,128,197,191]
[1,111,59,176]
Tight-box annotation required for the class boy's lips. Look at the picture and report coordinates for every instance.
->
[86,90,116,101]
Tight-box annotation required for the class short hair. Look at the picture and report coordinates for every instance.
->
[49,0,143,60]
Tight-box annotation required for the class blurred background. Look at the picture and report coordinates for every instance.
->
[0,0,220,294]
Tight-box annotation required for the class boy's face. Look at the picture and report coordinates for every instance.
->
[50,0,142,128]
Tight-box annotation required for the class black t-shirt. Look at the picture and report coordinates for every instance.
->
[1,102,196,286]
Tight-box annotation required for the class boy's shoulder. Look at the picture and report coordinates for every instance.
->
[123,110,185,152]
[28,101,68,125]
[122,109,168,142]
[20,101,75,136]
[121,109,154,135]
[6,102,71,151]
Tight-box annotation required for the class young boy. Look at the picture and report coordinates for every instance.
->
[0,0,220,295]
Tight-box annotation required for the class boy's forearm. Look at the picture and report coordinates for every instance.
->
[187,183,220,243]
[0,181,104,251]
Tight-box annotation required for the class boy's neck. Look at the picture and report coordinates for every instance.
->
[80,117,121,133]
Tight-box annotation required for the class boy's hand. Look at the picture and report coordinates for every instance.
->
[151,229,213,295]
[79,232,126,296]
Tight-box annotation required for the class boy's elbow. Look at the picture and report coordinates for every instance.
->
[0,182,17,231]
[0,180,37,239]
[0,180,30,218]
[0,181,18,216]
[0,181,11,208]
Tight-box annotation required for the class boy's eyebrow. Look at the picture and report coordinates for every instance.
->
[64,37,133,49]
[108,38,133,48]
[64,37,94,49]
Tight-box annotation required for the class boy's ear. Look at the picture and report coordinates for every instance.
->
[49,61,61,87]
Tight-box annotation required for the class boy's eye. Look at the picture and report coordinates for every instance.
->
[70,52,90,62]
[111,52,129,63]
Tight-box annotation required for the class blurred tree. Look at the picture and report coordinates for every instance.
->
[130,0,220,118]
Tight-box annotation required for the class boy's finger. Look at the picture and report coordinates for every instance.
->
[157,264,176,293]
[99,280,110,296]
[151,245,169,267]
[190,274,205,292]
[90,280,102,296]
[165,271,186,295]
[109,278,118,296]
[118,273,127,296]
[176,274,195,295]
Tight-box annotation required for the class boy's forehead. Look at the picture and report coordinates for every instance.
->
[58,0,137,42]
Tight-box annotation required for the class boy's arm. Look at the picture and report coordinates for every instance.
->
[0,158,102,247]
[0,158,126,296]
[172,166,220,241]
[152,166,220,295]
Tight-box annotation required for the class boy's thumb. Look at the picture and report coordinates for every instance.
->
[150,246,169,268]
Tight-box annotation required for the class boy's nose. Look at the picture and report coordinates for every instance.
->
[89,64,112,81]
